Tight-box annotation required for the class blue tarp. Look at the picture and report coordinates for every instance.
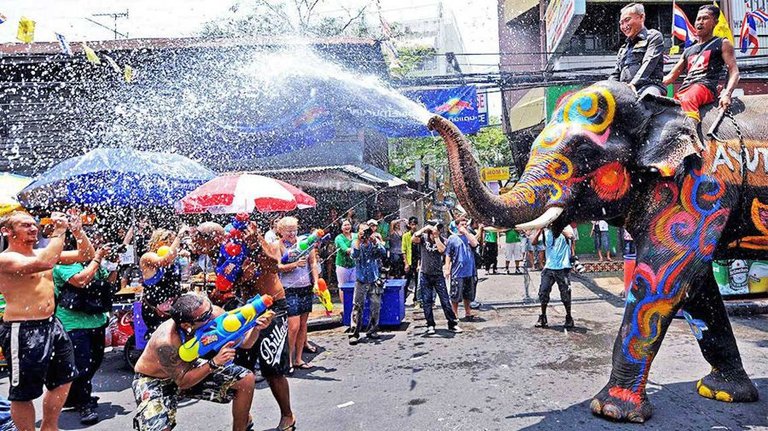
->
[213,84,482,156]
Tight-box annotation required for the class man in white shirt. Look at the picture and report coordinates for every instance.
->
[591,220,612,262]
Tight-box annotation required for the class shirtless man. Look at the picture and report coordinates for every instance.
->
[193,221,296,431]
[133,293,273,431]
[0,211,95,431]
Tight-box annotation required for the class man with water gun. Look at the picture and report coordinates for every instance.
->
[132,293,274,431]
[191,218,296,431]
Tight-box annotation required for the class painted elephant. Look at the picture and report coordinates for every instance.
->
[428,80,768,423]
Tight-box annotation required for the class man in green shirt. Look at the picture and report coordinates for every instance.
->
[503,229,524,274]
[374,210,390,247]
[481,227,499,275]
[53,244,118,425]
[401,217,420,305]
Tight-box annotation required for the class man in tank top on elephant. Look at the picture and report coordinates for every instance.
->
[663,4,740,123]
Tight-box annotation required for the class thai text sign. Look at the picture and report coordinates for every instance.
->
[480,167,511,182]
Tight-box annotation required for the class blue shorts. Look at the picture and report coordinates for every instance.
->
[285,286,314,317]
[599,231,610,252]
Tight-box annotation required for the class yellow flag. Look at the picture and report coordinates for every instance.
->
[124,65,134,83]
[82,43,101,65]
[713,1,735,43]
[16,17,35,43]
[670,45,680,55]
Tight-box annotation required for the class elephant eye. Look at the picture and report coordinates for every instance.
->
[572,141,601,170]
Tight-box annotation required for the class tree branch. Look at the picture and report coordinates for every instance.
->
[334,6,368,36]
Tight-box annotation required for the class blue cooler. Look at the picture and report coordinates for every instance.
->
[132,301,149,350]
[341,279,406,327]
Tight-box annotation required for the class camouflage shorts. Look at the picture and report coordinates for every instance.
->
[132,362,251,431]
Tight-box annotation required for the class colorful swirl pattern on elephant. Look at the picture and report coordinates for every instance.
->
[428,80,767,423]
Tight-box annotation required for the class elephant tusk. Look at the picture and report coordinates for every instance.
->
[515,207,564,231]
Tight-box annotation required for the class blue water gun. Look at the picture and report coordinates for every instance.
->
[178,294,273,362]
[280,229,331,264]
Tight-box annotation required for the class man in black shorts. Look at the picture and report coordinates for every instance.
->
[0,211,95,430]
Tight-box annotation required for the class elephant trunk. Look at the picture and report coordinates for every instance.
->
[428,115,555,228]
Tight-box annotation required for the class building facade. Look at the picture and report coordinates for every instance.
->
[498,0,768,171]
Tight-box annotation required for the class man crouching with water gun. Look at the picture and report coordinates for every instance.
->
[132,293,274,431]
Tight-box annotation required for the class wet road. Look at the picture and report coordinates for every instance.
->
[6,272,768,430]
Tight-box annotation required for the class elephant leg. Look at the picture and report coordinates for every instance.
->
[683,269,759,403]
[590,257,691,423]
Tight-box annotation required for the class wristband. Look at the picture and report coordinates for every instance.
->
[208,358,222,371]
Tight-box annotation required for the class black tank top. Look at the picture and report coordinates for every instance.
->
[680,37,725,94]
[142,263,182,306]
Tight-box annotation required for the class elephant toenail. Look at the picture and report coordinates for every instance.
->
[627,412,646,423]
[715,391,733,402]
[589,399,603,414]
[602,404,622,419]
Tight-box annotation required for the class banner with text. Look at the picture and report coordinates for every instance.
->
[347,85,481,138]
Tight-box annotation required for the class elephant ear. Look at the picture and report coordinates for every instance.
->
[635,93,702,177]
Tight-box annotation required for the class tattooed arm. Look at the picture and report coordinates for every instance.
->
[158,340,239,389]
[156,344,211,390]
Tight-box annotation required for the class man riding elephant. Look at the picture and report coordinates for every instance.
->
[664,4,740,124]
[429,79,766,423]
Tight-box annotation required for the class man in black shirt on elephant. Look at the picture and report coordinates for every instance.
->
[609,3,665,97]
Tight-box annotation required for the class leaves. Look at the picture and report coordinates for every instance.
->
[199,0,370,38]
[389,46,436,78]
[388,119,514,182]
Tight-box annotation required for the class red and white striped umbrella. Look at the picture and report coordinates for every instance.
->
[176,173,316,214]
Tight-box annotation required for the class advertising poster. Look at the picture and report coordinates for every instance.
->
[713,260,768,296]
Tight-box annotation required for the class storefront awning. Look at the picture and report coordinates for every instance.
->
[503,0,540,22]
[256,163,408,193]
[508,88,546,132]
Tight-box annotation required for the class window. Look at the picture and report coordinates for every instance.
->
[562,3,708,56]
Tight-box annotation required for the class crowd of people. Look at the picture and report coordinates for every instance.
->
[0,203,640,431]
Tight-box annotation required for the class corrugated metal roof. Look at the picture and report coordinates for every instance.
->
[0,36,380,56]
[256,163,407,192]
[0,37,390,176]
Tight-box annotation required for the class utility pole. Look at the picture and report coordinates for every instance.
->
[85,10,129,40]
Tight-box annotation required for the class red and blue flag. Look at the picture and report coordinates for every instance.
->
[752,8,768,22]
[740,10,759,55]
[672,3,697,47]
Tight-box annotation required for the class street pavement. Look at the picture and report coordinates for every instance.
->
[6,270,768,430]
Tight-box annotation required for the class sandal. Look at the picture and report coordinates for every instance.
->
[295,362,313,369]
[276,420,297,431]
[304,344,317,354]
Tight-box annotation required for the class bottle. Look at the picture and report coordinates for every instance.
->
[129,266,143,300]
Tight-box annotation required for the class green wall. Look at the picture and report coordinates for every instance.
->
[573,223,620,257]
